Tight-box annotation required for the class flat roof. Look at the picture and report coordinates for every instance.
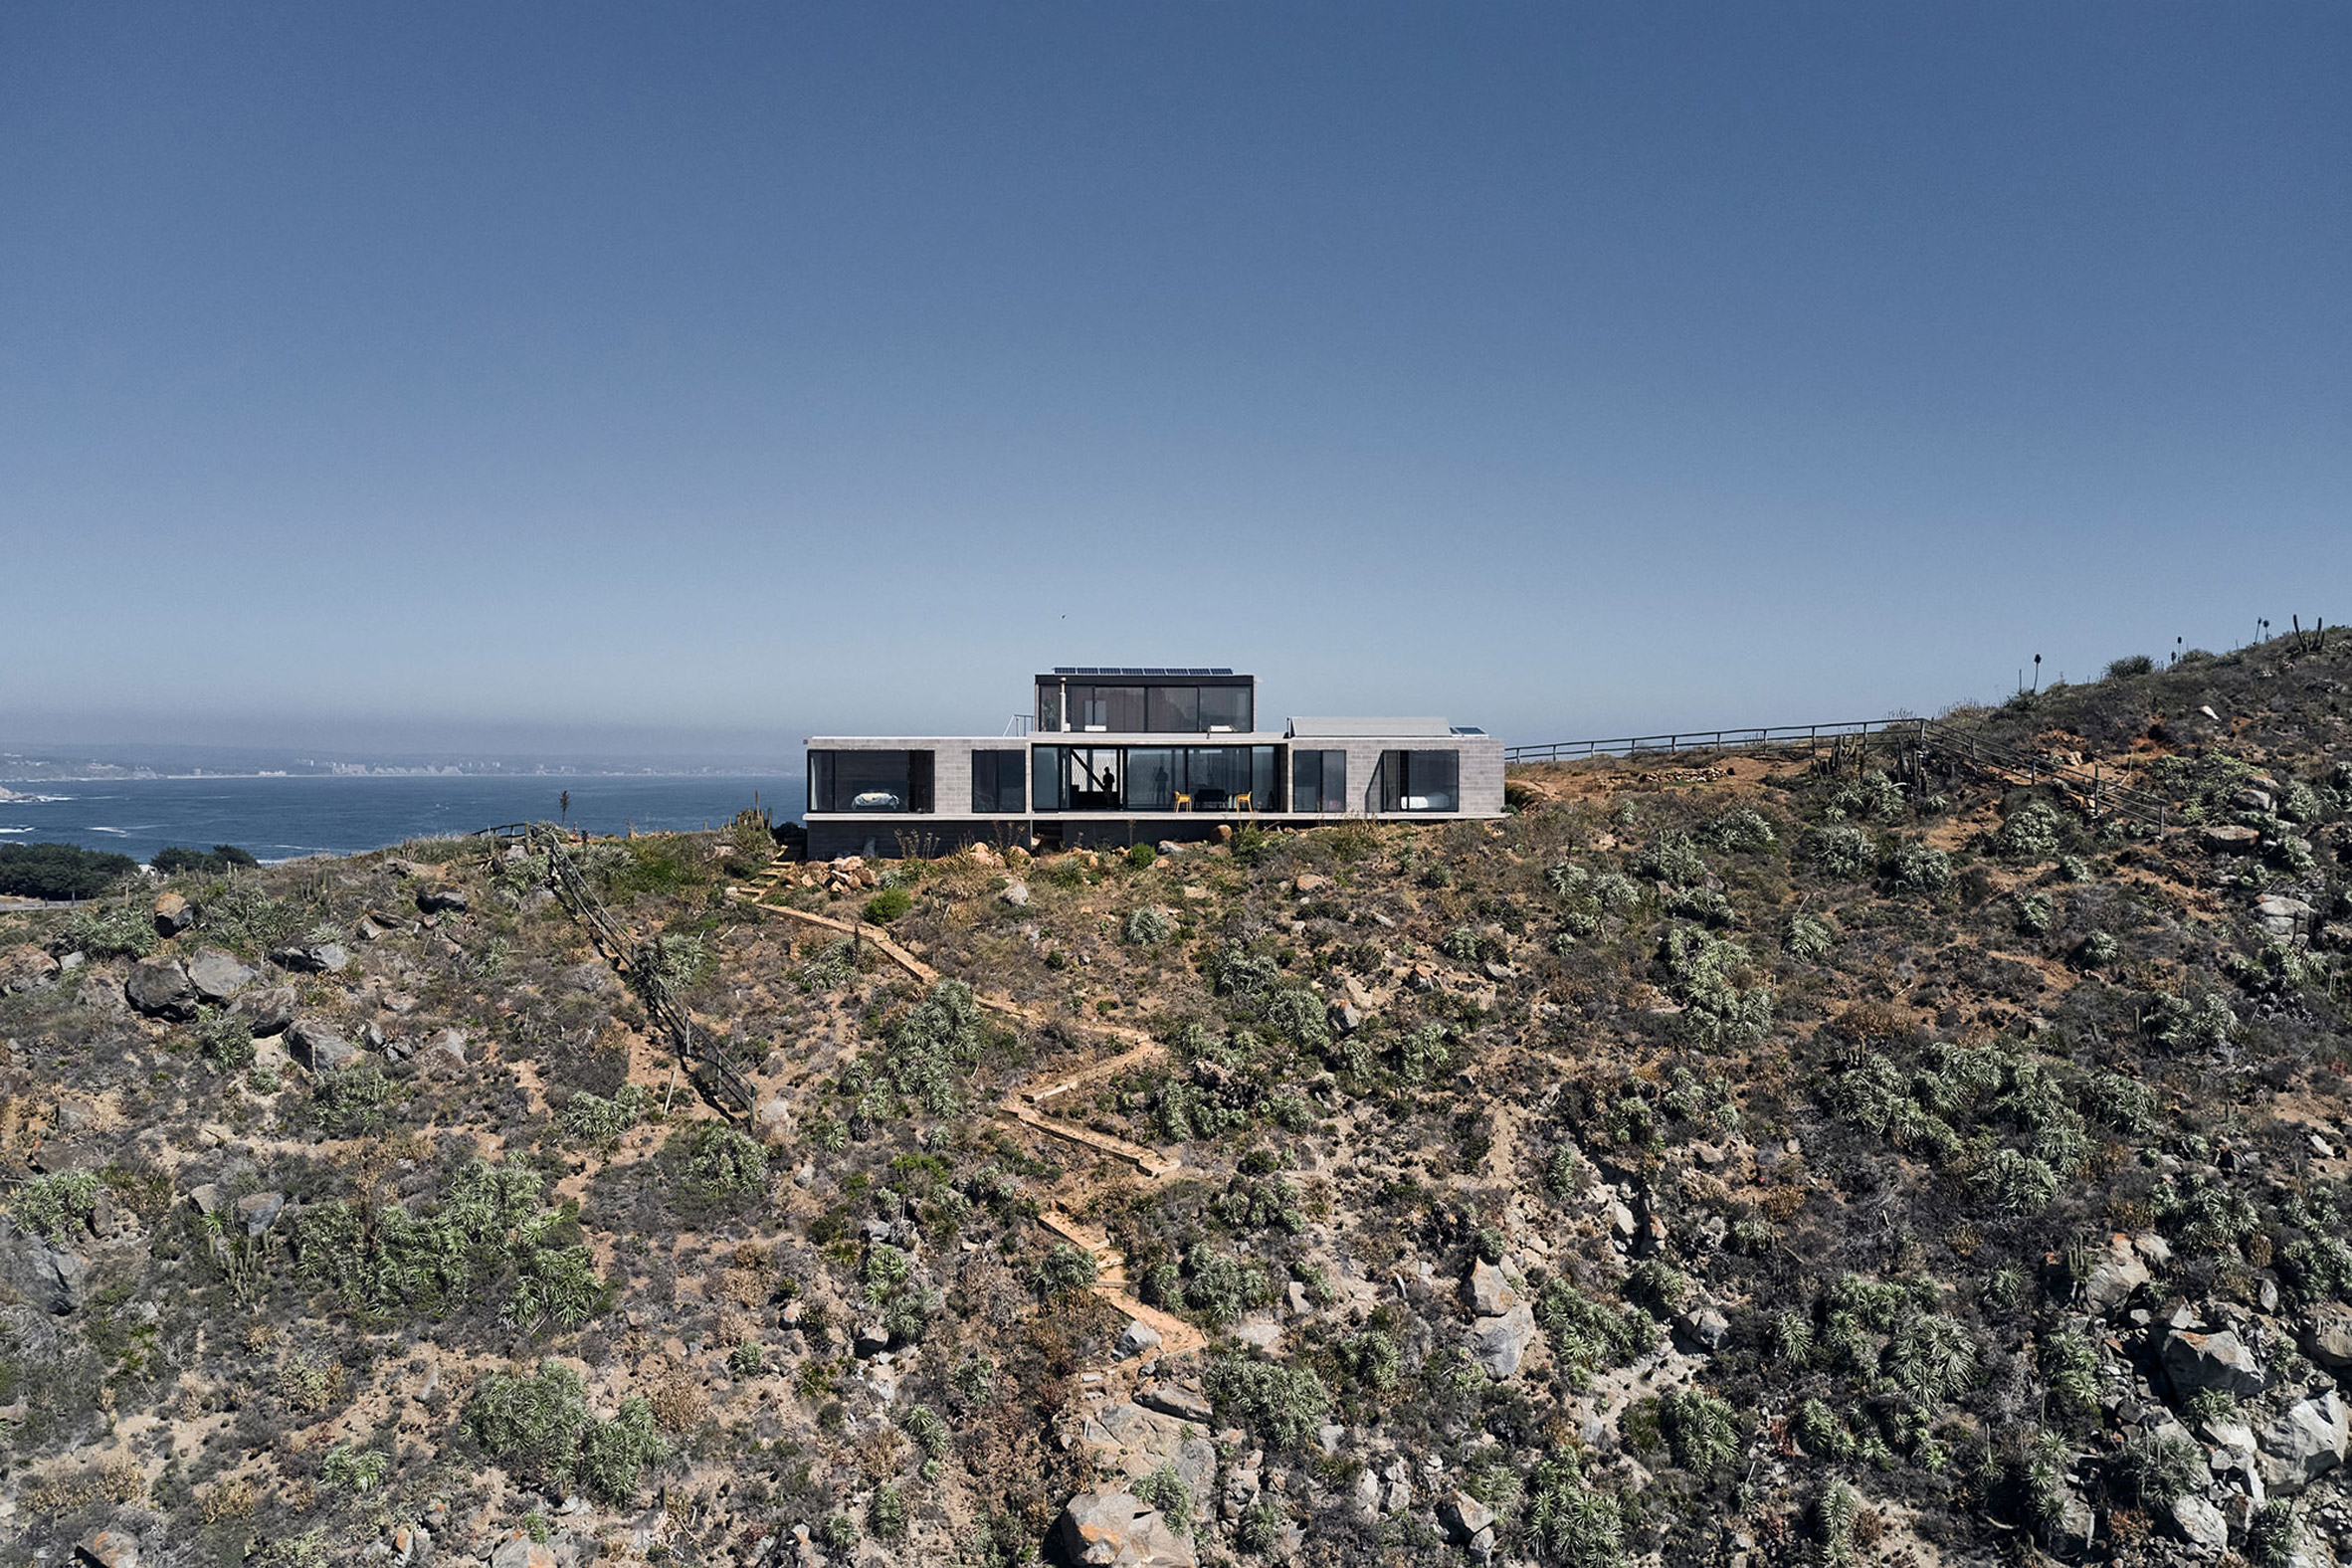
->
[1286,716,1454,737]
[1044,667,1241,678]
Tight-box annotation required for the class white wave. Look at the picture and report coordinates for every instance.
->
[0,826,31,834]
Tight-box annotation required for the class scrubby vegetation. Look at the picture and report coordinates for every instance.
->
[5,633,2352,1565]
[0,841,137,899]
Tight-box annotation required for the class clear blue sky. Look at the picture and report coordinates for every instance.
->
[5,4,2346,760]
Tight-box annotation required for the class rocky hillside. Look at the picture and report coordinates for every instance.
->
[3,632,2351,1568]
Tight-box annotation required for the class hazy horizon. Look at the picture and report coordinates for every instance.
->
[7,5,2346,750]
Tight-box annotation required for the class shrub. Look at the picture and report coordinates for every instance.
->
[860,979,987,1117]
[2105,1430,2198,1506]
[0,842,138,900]
[1886,841,1952,894]
[1974,1148,2058,1215]
[1659,1389,1738,1474]
[795,938,859,992]
[1124,905,1175,945]
[1262,987,1330,1052]
[680,1123,769,1198]
[1204,1355,1330,1451]
[1125,842,1157,870]
[1786,915,1834,960]
[1703,807,1777,853]
[868,1483,907,1540]
[1996,802,2063,861]
[12,1171,98,1244]
[465,1359,669,1504]
[193,1007,256,1069]
[562,1082,652,1148]
[1525,1455,1624,1567]
[312,1064,396,1137]
[2104,655,2155,680]
[1535,1278,1651,1384]
[1031,1243,1098,1298]
[863,886,912,925]
[319,1444,388,1492]
[2041,1329,2100,1419]
[1132,1464,1192,1530]
[1634,831,1708,887]
[56,899,157,958]
[1804,826,1876,879]
[2152,991,2238,1054]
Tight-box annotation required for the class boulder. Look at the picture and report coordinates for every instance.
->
[2168,1491,2229,1555]
[1678,1306,1732,1351]
[234,985,297,1036]
[270,942,350,974]
[1116,1319,1163,1359]
[124,957,197,1020]
[153,890,194,934]
[1056,1490,1197,1568]
[1466,1259,1518,1316]
[2202,825,2259,854]
[2082,1237,2152,1317]
[286,1019,361,1073]
[1293,873,1331,894]
[1329,1001,1362,1034]
[1137,1382,1214,1424]
[76,1531,140,1568]
[2256,1392,2351,1490]
[1000,881,1031,907]
[416,888,470,914]
[0,944,59,993]
[184,949,257,1003]
[2161,1327,2265,1399]
[1440,1490,1497,1543]
[237,1191,287,1237]
[2254,895,2313,938]
[488,1535,556,1568]
[1470,1302,1537,1378]
[2304,1302,2352,1369]
[426,1028,469,1065]
[13,1237,89,1313]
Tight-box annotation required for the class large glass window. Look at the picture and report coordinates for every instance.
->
[1124,748,1177,810]
[1145,686,1200,733]
[1032,746,1067,812]
[1292,749,1347,812]
[1378,749,1459,813]
[1035,683,1064,733]
[1027,744,1280,812]
[971,749,1027,813]
[1199,684,1253,731]
[809,750,932,813]
[1072,685,1145,731]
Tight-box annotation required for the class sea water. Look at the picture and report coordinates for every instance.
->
[0,774,803,864]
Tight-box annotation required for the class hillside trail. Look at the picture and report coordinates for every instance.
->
[726,856,1202,1373]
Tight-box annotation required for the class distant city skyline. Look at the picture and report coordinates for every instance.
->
[6,4,2346,755]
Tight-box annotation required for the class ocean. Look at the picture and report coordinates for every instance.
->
[0,774,803,865]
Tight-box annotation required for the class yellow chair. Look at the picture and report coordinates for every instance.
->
[1171,791,1192,812]
[1231,791,1253,814]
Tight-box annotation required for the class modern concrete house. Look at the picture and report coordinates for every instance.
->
[803,667,1504,859]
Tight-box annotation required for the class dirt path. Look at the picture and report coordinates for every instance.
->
[730,855,1208,1384]
[1039,1208,1207,1363]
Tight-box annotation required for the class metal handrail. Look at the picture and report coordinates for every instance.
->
[477,822,754,1119]
[1506,718,1926,765]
